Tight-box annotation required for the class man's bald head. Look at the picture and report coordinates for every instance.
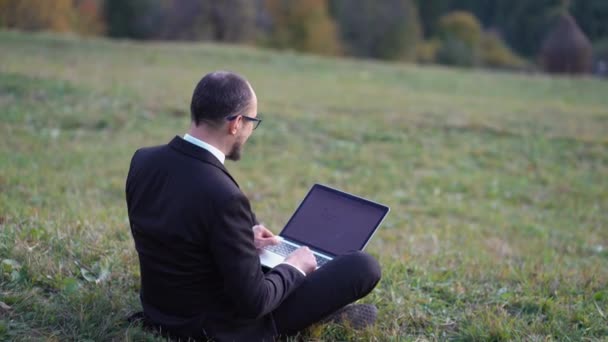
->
[190,71,255,127]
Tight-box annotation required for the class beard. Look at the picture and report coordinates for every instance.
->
[226,139,243,161]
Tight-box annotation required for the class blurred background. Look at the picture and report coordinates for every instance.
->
[1,0,607,76]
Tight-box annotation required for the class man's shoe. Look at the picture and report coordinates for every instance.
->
[321,304,378,330]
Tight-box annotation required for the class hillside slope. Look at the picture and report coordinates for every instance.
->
[1,31,607,340]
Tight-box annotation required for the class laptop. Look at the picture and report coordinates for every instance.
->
[260,184,390,269]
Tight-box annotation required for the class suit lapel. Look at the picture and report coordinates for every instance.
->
[168,136,240,188]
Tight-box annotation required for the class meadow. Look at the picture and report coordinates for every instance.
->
[0,30,607,341]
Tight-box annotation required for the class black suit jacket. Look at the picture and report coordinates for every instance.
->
[126,136,305,341]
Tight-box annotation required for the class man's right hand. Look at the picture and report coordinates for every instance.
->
[284,246,317,275]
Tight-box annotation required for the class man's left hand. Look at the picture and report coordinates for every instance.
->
[253,224,280,250]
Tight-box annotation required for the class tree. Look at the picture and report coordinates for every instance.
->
[159,0,207,40]
[435,11,482,67]
[415,0,558,57]
[437,10,481,47]
[414,0,450,38]
[479,31,527,70]
[103,0,167,39]
[409,0,608,59]
[265,0,341,55]
[0,0,74,32]
[161,0,257,42]
[540,13,592,74]
[332,0,421,60]
[210,0,256,42]
[73,0,105,35]
[571,0,608,43]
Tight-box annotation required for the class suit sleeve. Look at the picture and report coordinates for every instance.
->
[208,192,305,319]
[125,150,140,213]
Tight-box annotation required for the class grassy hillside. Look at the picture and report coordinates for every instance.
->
[1,30,607,341]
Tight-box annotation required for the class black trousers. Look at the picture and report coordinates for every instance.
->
[271,251,382,336]
[138,252,381,341]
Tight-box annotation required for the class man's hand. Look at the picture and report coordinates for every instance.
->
[284,246,317,275]
[252,224,280,250]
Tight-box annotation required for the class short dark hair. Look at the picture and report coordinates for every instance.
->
[190,71,253,126]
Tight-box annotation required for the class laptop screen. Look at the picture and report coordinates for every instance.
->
[281,184,389,256]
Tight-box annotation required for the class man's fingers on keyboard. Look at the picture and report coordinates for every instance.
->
[256,237,277,249]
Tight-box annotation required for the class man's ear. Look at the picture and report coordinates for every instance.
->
[227,115,242,135]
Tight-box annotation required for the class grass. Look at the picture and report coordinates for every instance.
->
[1,30,607,341]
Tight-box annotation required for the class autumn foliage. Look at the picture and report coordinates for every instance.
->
[0,0,73,32]
[265,0,341,56]
[0,0,103,35]
[73,0,105,35]
[0,0,607,74]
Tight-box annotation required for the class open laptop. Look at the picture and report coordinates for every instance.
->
[260,184,390,269]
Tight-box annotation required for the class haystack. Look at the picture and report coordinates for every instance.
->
[540,13,592,74]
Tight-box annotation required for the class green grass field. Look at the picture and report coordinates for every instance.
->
[1,30,607,341]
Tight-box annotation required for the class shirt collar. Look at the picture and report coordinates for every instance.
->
[183,134,226,164]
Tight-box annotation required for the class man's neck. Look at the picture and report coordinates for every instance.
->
[184,129,226,164]
[187,124,228,151]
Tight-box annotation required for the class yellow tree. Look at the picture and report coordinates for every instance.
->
[73,0,105,35]
[265,0,341,56]
[0,0,74,32]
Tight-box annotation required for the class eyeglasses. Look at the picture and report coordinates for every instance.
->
[226,114,262,130]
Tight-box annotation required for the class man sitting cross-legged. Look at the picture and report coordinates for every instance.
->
[125,71,381,341]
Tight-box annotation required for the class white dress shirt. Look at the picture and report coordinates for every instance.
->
[183,133,225,164]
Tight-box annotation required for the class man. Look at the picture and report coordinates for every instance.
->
[126,71,381,341]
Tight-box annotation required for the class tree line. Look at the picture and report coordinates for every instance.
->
[1,0,607,74]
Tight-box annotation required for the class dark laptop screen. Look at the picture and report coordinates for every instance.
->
[281,184,389,256]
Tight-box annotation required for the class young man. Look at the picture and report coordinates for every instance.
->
[126,71,381,341]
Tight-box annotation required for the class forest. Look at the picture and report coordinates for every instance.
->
[1,0,607,74]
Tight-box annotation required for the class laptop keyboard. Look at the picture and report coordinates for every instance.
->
[315,255,330,267]
[264,243,331,267]
[265,242,298,256]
